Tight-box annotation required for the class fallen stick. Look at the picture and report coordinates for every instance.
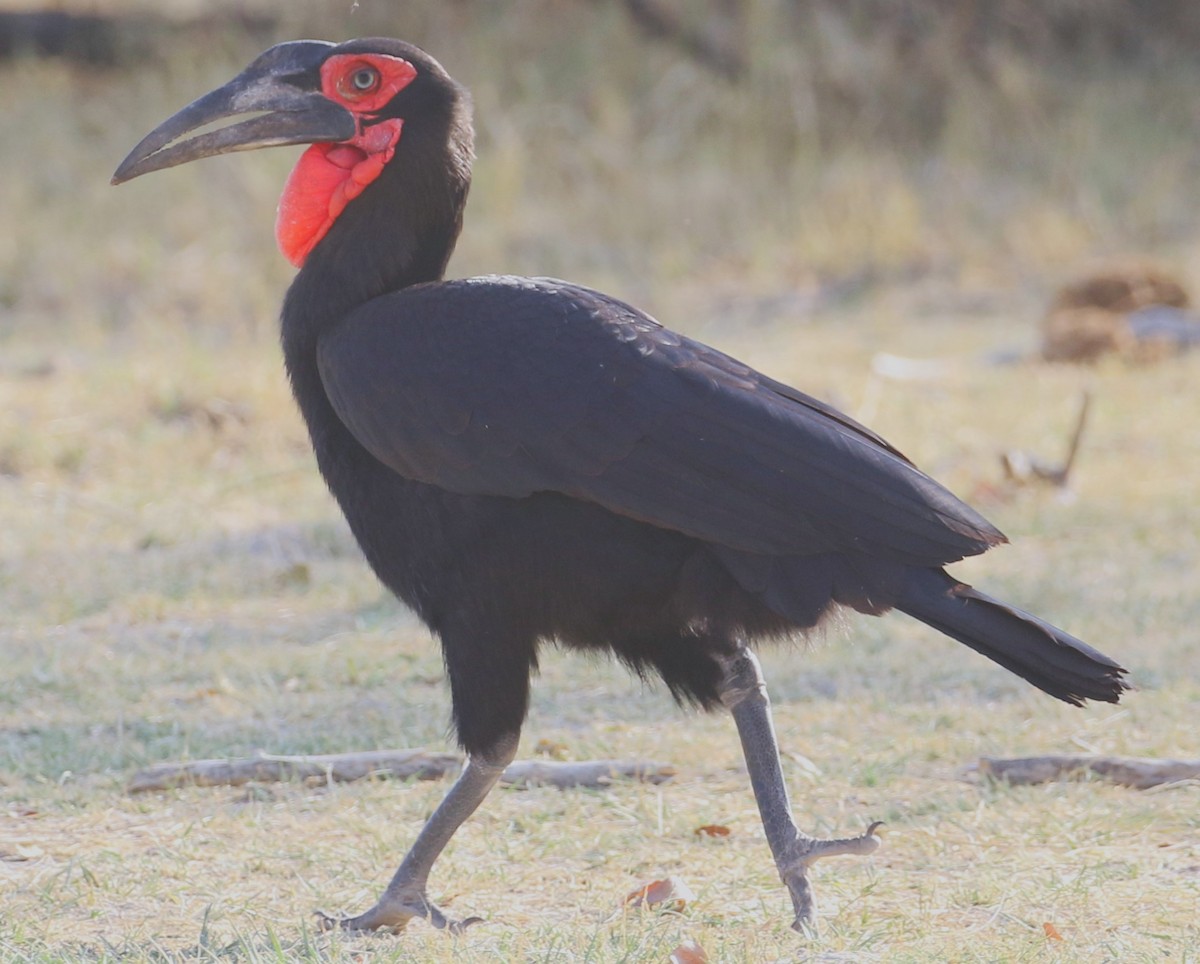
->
[979,754,1200,790]
[1000,390,1091,489]
[502,759,676,788]
[127,749,676,794]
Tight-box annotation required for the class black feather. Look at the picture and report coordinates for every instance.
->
[263,51,1130,756]
[896,568,1126,703]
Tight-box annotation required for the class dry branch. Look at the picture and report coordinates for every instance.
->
[1000,390,1091,489]
[979,754,1200,790]
[501,759,676,788]
[127,749,675,794]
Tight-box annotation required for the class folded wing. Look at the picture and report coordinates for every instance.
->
[317,276,1005,566]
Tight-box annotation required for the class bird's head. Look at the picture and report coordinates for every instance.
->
[113,38,472,269]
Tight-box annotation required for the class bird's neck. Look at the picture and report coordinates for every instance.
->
[280,216,453,353]
[280,122,471,361]
[279,123,471,448]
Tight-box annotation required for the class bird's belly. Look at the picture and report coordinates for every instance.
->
[311,429,804,710]
[322,447,694,626]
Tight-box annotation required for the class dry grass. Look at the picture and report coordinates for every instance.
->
[4,314,1197,963]
[3,9,1200,962]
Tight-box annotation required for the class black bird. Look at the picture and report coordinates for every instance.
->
[114,38,1128,935]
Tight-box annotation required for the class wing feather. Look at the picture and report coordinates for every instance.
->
[317,276,1004,566]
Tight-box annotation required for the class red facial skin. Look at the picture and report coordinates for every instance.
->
[275,53,417,267]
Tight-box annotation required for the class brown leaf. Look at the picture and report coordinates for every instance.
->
[534,738,569,760]
[668,940,708,963]
[274,562,311,588]
[1043,921,1064,941]
[693,824,731,838]
[624,875,695,911]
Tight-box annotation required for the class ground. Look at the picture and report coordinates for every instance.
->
[2,11,1199,961]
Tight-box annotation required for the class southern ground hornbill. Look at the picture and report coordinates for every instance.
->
[113,38,1128,934]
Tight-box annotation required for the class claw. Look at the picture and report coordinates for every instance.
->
[315,909,410,934]
[315,738,516,937]
[797,821,884,868]
[783,822,885,934]
[793,916,819,940]
[314,898,483,936]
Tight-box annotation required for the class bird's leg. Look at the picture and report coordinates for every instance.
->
[716,645,881,935]
[318,729,519,934]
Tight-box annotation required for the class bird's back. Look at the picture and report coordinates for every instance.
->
[300,275,1014,709]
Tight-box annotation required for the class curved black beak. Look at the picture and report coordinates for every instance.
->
[113,40,355,185]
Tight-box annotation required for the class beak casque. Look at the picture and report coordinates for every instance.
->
[112,40,355,184]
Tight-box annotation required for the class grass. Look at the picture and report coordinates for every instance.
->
[3,7,1200,962]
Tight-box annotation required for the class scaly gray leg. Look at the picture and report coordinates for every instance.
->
[317,730,520,933]
[717,646,882,934]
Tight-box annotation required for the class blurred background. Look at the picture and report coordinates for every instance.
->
[3,0,1199,786]
[5,0,1200,341]
[2,4,1198,957]
[3,0,1199,757]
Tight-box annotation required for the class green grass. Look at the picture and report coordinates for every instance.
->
[3,8,1200,962]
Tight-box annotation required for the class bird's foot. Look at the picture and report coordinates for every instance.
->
[779,821,884,935]
[316,887,483,935]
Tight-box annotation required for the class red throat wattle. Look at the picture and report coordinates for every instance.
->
[275,119,403,267]
[274,52,417,267]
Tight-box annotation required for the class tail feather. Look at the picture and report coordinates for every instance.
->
[896,568,1128,705]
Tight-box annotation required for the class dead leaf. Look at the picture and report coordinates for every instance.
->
[1043,921,1064,941]
[624,875,695,912]
[534,738,569,760]
[275,562,311,588]
[693,824,731,838]
[668,940,708,963]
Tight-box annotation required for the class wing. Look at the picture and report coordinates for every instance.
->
[317,276,1004,565]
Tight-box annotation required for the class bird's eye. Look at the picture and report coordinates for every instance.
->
[349,66,379,93]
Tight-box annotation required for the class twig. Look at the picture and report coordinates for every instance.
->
[1000,390,1091,488]
[1057,389,1091,483]
[501,759,676,788]
[126,749,676,793]
[979,754,1200,790]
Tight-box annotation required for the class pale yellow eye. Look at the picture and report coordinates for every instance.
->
[350,66,379,93]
